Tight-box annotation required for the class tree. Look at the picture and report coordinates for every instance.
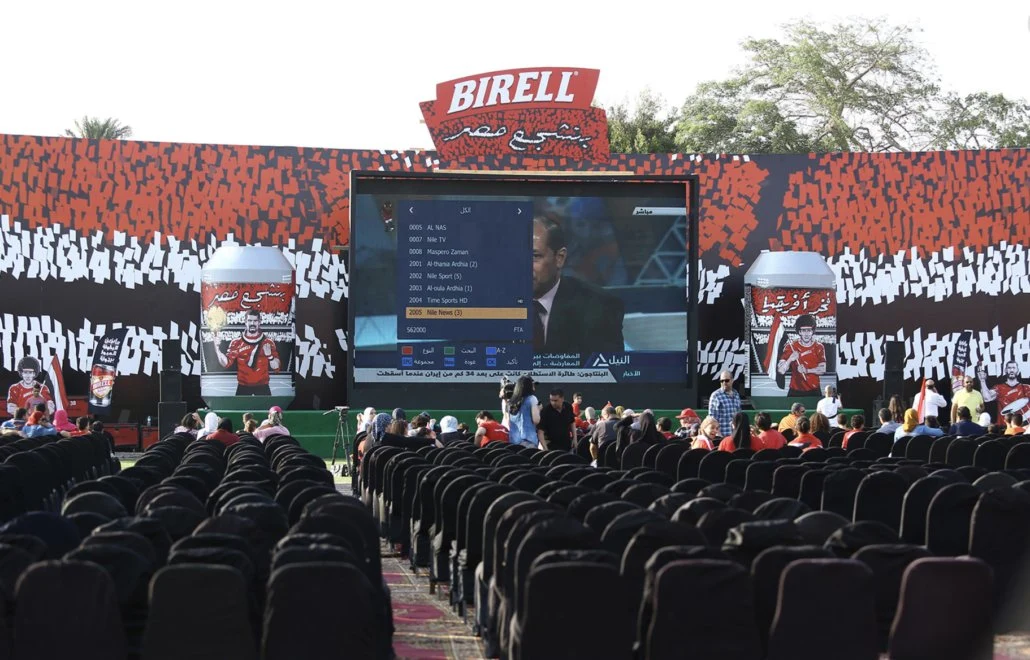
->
[674,17,1030,153]
[928,92,1030,150]
[604,89,679,154]
[64,116,133,140]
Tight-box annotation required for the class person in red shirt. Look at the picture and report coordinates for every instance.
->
[776,315,826,397]
[718,412,758,452]
[754,411,787,450]
[212,310,281,396]
[205,417,241,447]
[841,414,866,449]
[789,416,823,451]
[474,410,509,447]
[6,357,54,417]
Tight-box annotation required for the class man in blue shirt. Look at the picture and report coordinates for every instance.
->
[948,406,986,437]
[708,370,741,436]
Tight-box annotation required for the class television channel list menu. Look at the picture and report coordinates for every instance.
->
[396,200,533,370]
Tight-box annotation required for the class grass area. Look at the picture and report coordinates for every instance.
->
[115,456,352,485]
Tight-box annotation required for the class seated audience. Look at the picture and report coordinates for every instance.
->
[255,408,290,442]
[205,418,240,447]
[92,421,116,452]
[674,408,701,440]
[789,416,823,451]
[692,416,721,450]
[22,411,58,438]
[633,412,665,447]
[70,416,91,437]
[809,412,833,445]
[877,408,901,435]
[718,411,757,452]
[437,416,463,445]
[197,412,219,441]
[777,403,805,432]
[976,404,992,429]
[913,415,944,437]
[949,406,986,437]
[841,414,866,449]
[894,408,920,441]
[755,411,787,450]
[0,407,27,431]
[174,413,201,437]
[835,413,850,430]
[52,409,75,433]
[657,416,675,439]
[1006,412,1026,435]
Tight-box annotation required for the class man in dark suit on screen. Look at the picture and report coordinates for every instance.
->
[532,216,625,354]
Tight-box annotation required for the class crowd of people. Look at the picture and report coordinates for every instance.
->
[0,403,113,445]
[352,370,1030,465]
[0,403,293,454]
[171,406,292,447]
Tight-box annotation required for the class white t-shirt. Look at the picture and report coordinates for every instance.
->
[817,397,843,424]
[912,390,947,421]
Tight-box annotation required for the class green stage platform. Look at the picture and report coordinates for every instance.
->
[204,407,865,458]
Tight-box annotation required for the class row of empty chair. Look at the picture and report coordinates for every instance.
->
[0,431,391,659]
[359,438,1027,659]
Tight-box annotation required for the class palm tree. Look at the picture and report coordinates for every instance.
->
[64,116,133,140]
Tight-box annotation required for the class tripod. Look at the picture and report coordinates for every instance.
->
[327,406,353,477]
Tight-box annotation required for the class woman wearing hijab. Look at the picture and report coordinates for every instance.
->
[51,409,76,433]
[894,408,920,442]
[197,412,219,441]
[718,411,756,452]
[254,408,290,442]
[633,411,664,447]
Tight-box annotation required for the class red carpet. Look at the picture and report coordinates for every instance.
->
[384,550,486,660]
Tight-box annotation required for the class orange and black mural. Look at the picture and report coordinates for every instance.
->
[0,133,1028,418]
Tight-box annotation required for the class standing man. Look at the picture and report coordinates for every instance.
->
[708,371,742,437]
[212,309,281,396]
[538,388,576,451]
[978,361,1030,422]
[912,378,947,422]
[776,315,826,397]
[6,357,54,416]
[951,375,985,425]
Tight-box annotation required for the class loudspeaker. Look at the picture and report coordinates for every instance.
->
[162,339,180,372]
[159,401,187,439]
[160,370,182,402]
[884,341,905,371]
[883,340,905,401]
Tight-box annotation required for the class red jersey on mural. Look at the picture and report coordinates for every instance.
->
[214,310,282,395]
[979,362,1030,421]
[7,382,53,412]
[224,333,280,388]
[778,335,827,395]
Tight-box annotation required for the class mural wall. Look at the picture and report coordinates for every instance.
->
[0,134,1027,418]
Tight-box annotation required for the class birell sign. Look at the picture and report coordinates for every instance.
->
[420,67,610,161]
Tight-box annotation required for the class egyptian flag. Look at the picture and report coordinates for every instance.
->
[764,315,788,390]
[44,356,69,412]
[916,378,929,423]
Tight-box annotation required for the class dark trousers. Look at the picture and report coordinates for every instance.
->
[236,383,271,395]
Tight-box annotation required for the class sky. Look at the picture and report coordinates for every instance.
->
[2,0,1028,151]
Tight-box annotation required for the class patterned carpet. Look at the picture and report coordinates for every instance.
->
[384,548,486,660]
